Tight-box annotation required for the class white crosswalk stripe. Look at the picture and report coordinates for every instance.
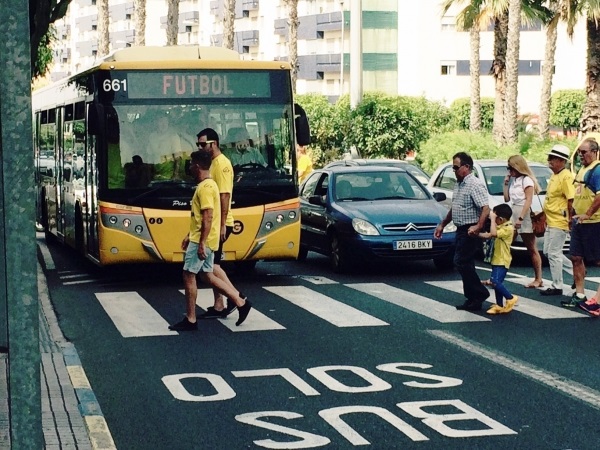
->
[96,292,178,337]
[426,280,586,319]
[346,283,490,323]
[265,286,389,327]
[95,278,591,337]
[185,289,286,332]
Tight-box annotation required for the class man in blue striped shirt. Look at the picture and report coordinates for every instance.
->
[435,152,490,311]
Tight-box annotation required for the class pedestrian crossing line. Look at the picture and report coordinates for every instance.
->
[95,292,178,337]
[187,289,286,332]
[60,273,91,280]
[427,280,586,319]
[346,283,490,323]
[503,277,597,299]
[64,279,98,286]
[265,286,389,327]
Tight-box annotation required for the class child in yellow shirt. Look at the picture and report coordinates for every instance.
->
[478,204,519,315]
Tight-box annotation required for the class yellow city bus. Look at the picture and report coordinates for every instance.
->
[33,46,310,267]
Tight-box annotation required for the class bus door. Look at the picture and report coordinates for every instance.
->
[62,104,77,245]
[85,103,99,258]
[55,107,67,238]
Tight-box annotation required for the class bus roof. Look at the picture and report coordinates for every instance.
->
[95,46,290,71]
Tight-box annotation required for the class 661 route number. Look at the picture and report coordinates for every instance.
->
[103,79,127,92]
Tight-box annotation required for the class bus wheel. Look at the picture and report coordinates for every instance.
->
[330,233,349,273]
[75,205,84,253]
[235,260,257,273]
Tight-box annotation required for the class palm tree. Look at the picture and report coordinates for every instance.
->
[538,2,561,137]
[490,9,509,142]
[223,0,236,50]
[166,0,180,46]
[442,0,487,132]
[283,0,299,93]
[97,0,109,56]
[503,0,522,143]
[134,0,146,46]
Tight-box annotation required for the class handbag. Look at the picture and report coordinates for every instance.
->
[530,210,546,237]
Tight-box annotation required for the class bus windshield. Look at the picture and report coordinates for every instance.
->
[105,102,295,208]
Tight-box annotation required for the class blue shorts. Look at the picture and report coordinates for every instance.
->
[183,242,214,274]
[569,221,600,261]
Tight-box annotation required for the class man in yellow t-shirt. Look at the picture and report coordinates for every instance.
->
[195,128,252,325]
[562,138,600,308]
[541,145,574,297]
[297,144,313,184]
[169,149,252,331]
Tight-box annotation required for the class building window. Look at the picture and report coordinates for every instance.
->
[243,10,250,18]
[441,23,455,31]
[91,0,96,4]
[441,64,455,76]
[317,30,324,39]
[185,25,192,32]
[317,71,324,80]
[92,25,97,31]
[126,13,131,20]
[243,46,250,54]
[62,58,68,63]
[92,50,97,56]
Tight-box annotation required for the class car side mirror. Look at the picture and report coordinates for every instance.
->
[308,195,325,206]
[433,192,446,202]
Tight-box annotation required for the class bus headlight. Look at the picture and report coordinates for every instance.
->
[134,225,144,234]
[288,211,296,220]
[109,216,118,225]
[276,214,284,223]
[123,218,131,228]
[265,222,273,230]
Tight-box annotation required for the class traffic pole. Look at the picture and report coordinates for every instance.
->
[0,0,43,447]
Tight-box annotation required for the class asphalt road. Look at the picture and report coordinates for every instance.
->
[39,237,600,449]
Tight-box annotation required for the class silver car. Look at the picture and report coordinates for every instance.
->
[427,159,568,253]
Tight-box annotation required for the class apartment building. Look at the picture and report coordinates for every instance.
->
[50,0,586,114]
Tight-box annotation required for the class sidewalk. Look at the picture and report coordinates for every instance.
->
[0,262,115,449]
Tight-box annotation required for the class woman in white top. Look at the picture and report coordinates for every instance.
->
[503,155,543,288]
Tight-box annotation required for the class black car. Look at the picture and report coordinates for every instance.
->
[299,165,455,272]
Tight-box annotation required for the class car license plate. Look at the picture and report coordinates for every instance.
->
[394,240,432,250]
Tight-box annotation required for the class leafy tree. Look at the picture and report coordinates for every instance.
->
[549,89,585,133]
[295,94,340,165]
[29,0,73,78]
[450,97,495,130]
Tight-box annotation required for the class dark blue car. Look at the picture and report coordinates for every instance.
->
[299,166,456,272]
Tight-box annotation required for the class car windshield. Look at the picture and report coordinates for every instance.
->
[482,165,551,195]
[334,171,430,201]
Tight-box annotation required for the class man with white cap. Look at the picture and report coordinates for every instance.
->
[541,144,574,296]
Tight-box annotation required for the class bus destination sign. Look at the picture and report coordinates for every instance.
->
[124,71,272,100]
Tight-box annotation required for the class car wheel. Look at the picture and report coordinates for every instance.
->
[330,234,349,273]
[297,244,309,261]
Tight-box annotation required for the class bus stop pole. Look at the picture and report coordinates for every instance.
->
[0,0,43,447]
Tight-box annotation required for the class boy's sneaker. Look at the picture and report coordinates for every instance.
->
[225,299,238,316]
[236,300,253,326]
[578,297,600,314]
[168,317,198,331]
[486,304,504,315]
[561,293,585,308]
[505,295,518,311]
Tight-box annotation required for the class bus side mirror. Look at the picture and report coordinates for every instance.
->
[88,104,101,135]
[294,103,310,146]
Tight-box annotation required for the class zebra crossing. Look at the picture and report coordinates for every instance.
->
[92,276,590,338]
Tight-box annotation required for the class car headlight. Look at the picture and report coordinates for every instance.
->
[443,221,457,233]
[352,218,379,236]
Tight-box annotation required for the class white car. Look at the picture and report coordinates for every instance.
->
[427,159,568,253]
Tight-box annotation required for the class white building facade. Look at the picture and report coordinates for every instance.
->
[49,0,587,115]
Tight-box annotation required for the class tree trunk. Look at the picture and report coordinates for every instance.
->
[538,15,558,138]
[134,0,146,46]
[166,0,180,46]
[469,26,481,132]
[286,0,299,94]
[97,0,110,56]
[491,13,508,143]
[581,18,600,133]
[223,0,235,50]
[503,0,521,144]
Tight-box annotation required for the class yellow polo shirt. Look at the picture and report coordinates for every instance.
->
[573,160,600,223]
[491,221,514,269]
[544,168,574,231]
[189,178,220,250]
[209,153,235,227]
